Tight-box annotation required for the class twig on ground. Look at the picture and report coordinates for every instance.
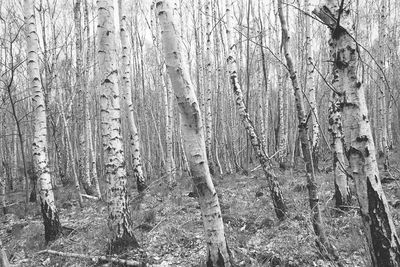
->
[80,194,99,200]
[250,165,261,172]
[37,250,142,266]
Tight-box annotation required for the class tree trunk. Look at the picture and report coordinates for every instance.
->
[304,0,319,171]
[205,0,214,175]
[329,97,351,209]
[24,0,62,243]
[97,0,138,253]
[278,0,337,259]
[118,0,147,193]
[1,164,6,215]
[226,0,287,220]
[156,1,231,265]
[74,0,93,195]
[314,2,400,265]
[84,0,101,199]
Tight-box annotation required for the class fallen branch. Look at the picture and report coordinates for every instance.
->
[80,194,99,200]
[250,165,261,172]
[37,250,142,266]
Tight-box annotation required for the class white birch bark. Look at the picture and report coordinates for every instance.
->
[378,0,390,169]
[305,0,319,166]
[156,1,230,265]
[329,97,351,208]
[204,0,214,174]
[277,70,287,162]
[84,0,101,199]
[1,166,6,215]
[97,0,138,252]
[315,2,400,265]
[118,0,147,192]
[24,0,61,242]
[74,0,93,195]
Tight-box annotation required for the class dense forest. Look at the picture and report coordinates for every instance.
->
[1,0,400,266]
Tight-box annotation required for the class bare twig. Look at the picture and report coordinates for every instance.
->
[37,250,141,266]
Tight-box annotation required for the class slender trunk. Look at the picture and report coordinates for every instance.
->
[156,1,231,265]
[304,0,319,170]
[226,0,287,220]
[1,164,6,215]
[97,0,138,253]
[167,77,176,181]
[258,4,270,153]
[315,2,400,265]
[61,111,83,208]
[329,97,351,209]
[24,0,62,242]
[278,0,337,259]
[277,70,287,163]
[205,0,214,175]
[74,0,93,195]
[118,0,147,192]
[83,0,101,199]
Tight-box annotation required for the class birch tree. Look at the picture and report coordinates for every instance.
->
[24,0,62,242]
[74,0,93,195]
[304,0,319,169]
[226,0,287,220]
[156,1,231,265]
[118,0,147,192]
[204,0,214,174]
[97,0,138,252]
[329,97,351,209]
[277,0,337,258]
[315,1,400,265]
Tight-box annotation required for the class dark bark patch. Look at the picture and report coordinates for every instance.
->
[206,248,226,267]
[367,178,400,266]
[40,199,61,243]
[365,147,370,157]
[356,135,368,142]
[108,229,139,254]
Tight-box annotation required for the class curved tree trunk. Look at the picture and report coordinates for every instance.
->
[118,0,147,192]
[156,1,231,266]
[24,0,62,242]
[315,1,400,265]
[97,0,138,253]
[226,0,287,220]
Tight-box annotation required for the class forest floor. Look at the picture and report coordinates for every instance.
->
[2,151,400,266]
